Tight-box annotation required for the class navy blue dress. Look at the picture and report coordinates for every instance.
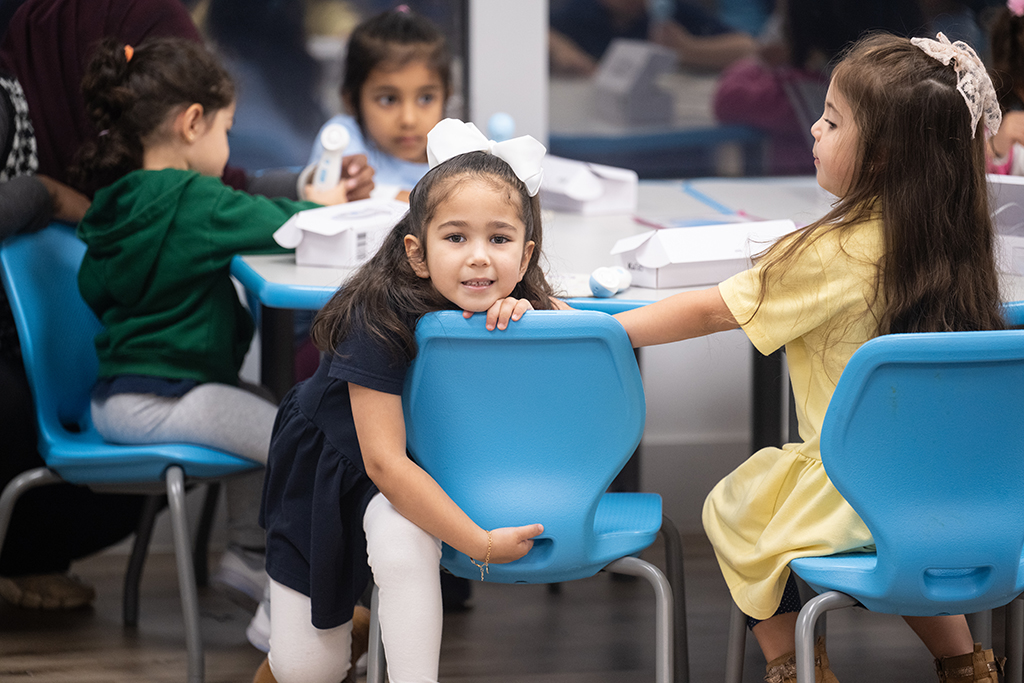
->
[260,321,408,629]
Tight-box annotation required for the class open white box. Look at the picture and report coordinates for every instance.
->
[988,174,1024,276]
[273,199,408,268]
[540,155,638,215]
[610,220,797,288]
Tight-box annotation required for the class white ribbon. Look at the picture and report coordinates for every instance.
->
[911,32,1001,139]
[426,118,546,196]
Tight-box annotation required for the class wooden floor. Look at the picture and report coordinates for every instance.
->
[0,534,1010,682]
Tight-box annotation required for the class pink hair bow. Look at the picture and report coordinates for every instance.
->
[1010,0,1024,17]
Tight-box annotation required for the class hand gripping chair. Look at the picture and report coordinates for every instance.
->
[0,225,262,683]
[724,328,1024,683]
[365,309,688,683]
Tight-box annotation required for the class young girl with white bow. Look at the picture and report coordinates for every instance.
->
[257,119,563,683]
[615,33,1007,683]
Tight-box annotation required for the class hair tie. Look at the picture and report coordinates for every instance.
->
[910,32,1001,139]
[98,129,109,137]
[395,4,410,12]
[1010,0,1024,17]
[426,118,546,196]
[124,44,134,62]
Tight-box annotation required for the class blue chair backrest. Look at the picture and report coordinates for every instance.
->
[0,225,101,445]
[821,330,1024,612]
[402,310,646,580]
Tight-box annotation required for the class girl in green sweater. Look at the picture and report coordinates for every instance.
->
[72,37,350,616]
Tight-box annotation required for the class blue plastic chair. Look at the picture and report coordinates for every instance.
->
[0,225,261,683]
[723,328,1024,683]
[365,309,688,683]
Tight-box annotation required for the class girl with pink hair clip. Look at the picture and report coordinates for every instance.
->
[986,0,1024,173]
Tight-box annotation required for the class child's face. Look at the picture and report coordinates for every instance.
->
[810,83,860,197]
[357,60,445,164]
[404,178,535,312]
[186,102,235,178]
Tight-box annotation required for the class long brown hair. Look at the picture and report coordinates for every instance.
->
[755,32,1005,335]
[990,7,1024,111]
[311,150,556,361]
[72,37,234,194]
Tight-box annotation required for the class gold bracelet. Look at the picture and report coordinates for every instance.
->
[470,530,492,581]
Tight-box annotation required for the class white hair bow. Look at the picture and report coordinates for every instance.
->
[911,32,1001,139]
[426,118,546,196]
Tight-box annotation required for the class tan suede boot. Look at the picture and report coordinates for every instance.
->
[341,605,371,683]
[764,636,840,683]
[251,657,277,683]
[935,643,1004,682]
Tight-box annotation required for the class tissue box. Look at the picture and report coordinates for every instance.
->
[988,174,1024,275]
[610,220,796,288]
[594,39,677,126]
[539,155,638,215]
[273,199,408,268]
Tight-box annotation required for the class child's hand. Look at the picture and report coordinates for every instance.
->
[305,178,348,206]
[341,154,375,200]
[36,174,91,223]
[486,524,544,564]
[465,297,533,331]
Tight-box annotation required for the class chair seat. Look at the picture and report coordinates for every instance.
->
[440,492,662,585]
[42,427,261,485]
[791,550,1024,617]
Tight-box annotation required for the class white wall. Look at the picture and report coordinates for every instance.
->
[467,0,548,143]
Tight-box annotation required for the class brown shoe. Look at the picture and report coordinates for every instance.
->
[0,572,96,609]
[764,636,840,683]
[341,605,371,683]
[251,657,277,683]
[935,643,1004,682]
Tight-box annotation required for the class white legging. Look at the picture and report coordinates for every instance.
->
[90,381,277,550]
[269,493,444,683]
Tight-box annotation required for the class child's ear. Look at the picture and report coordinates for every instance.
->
[177,103,206,143]
[404,235,430,279]
[518,240,536,279]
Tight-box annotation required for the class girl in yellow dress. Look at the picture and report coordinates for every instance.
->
[615,32,1007,683]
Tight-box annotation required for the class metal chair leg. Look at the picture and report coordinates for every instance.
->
[794,591,857,683]
[166,466,204,683]
[607,556,674,683]
[366,583,386,683]
[967,610,993,650]
[1006,596,1024,683]
[192,483,220,587]
[0,467,61,552]
[661,515,689,683]
[123,493,162,627]
[725,601,747,683]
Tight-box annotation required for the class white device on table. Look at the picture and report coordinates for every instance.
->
[312,124,350,190]
[590,266,632,297]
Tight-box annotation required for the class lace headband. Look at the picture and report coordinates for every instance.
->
[426,118,545,196]
[910,32,1001,139]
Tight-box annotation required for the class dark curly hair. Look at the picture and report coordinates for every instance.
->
[71,37,234,194]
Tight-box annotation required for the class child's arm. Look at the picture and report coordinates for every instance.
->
[613,285,739,348]
[351,383,542,563]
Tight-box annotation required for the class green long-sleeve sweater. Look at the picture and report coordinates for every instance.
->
[78,168,318,386]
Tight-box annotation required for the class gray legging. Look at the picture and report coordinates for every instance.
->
[90,381,278,550]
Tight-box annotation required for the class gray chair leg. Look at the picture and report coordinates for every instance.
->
[192,483,220,587]
[661,515,689,683]
[607,555,674,683]
[123,493,163,627]
[725,601,747,683]
[794,591,857,683]
[0,467,62,552]
[366,583,386,683]
[1007,596,1024,683]
[166,466,204,683]
[967,610,993,650]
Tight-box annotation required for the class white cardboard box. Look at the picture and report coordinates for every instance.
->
[273,199,408,268]
[539,155,638,215]
[593,39,676,126]
[610,220,796,288]
[988,174,1024,275]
